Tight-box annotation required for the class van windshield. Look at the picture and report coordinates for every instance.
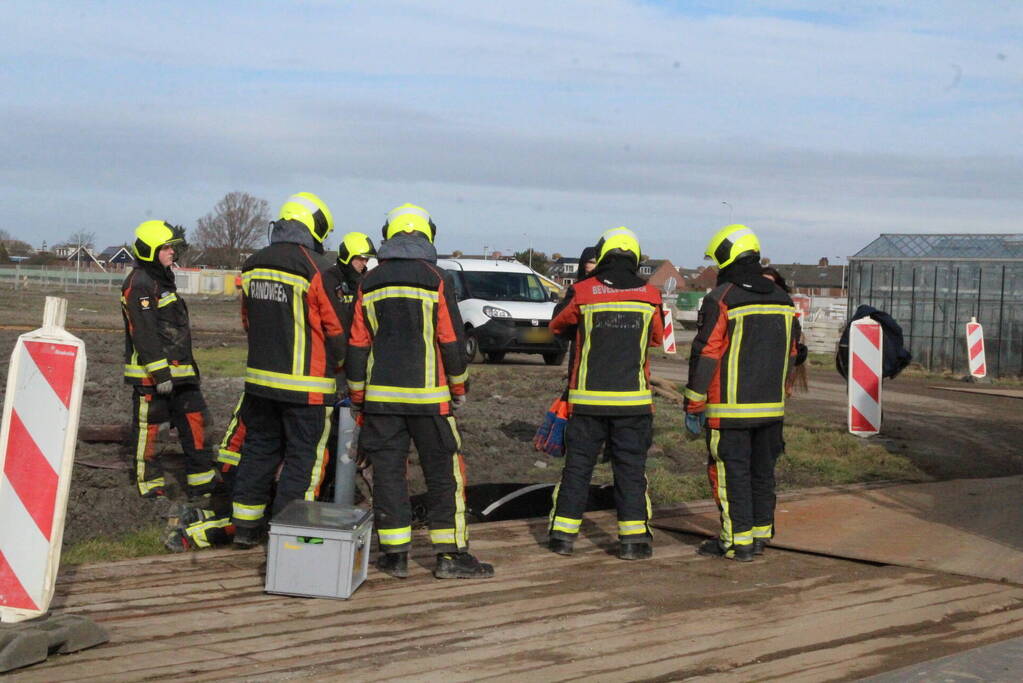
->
[462,271,548,302]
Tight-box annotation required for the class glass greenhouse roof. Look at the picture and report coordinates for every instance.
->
[852,234,1023,260]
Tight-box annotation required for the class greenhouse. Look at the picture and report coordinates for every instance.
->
[847,234,1023,378]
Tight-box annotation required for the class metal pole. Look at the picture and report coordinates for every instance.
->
[976,266,983,318]
[951,267,960,373]
[868,264,875,307]
[928,265,938,371]
[908,268,917,350]
[888,265,895,313]
[996,264,1006,377]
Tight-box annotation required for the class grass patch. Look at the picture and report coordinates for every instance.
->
[194,345,247,378]
[62,525,166,565]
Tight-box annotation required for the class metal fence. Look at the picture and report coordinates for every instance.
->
[847,259,1023,377]
[0,266,242,296]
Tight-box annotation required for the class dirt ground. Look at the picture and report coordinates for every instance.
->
[3,289,1022,551]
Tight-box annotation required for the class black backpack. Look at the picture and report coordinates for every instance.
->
[836,305,913,380]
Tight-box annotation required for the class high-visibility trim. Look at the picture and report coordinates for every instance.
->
[186,517,232,549]
[637,305,653,388]
[242,268,310,294]
[709,429,733,545]
[217,449,240,466]
[706,402,786,419]
[187,469,216,487]
[752,524,773,539]
[548,482,561,532]
[346,379,366,391]
[157,293,178,308]
[727,304,795,319]
[579,301,657,315]
[378,526,412,546]
[124,362,197,379]
[430,528,457,545]
[232,501,266,522]
[727,316,743,404]
[145,358,169,373]
[245,367,336,393]
[362,286,439,305]
[386,204,431,224]
[447,369,468,385]
[618,520,648,536]
[733,530,753,546]
[569,389,652,406]
[782,309,793,397]
[138,477,165,495]
[683,387,707,402]
[170,364,197,378]
[292,280,306,376]
[304,407,333,500]
[422,298,436,388]
[365,385,451,404]
[449,418,468,547]
[551,516,581,534]
[135,397,153,493]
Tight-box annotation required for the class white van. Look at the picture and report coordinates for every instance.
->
[437,258,566,365]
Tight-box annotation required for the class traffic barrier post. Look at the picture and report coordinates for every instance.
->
[848,318,882,437]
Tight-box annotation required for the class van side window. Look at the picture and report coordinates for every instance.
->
[446,270,466,300]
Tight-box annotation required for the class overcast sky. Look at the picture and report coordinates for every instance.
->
[1,1,1020,266]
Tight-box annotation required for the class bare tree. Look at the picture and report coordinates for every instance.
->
[68,230,97,249]
[194,192,271,267]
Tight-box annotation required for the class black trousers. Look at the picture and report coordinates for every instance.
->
[549,413,653,544]
[130,385,215,496]
[360,414,467,554]
[706,422,784,547]
[230,394,333,529]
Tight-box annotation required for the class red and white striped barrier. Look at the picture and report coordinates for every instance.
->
[966,317,986,379]
[662,306,677,354]
[848,318,882,437]
[0,298,86,623]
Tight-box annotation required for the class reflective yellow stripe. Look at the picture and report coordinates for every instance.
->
[245,367,335,393]
[365,385,451,404]
[243,268,310,293]
[727,316,743,404]
[782,309,793,397]
[135,397,152,493]
[552,516,581,534]
[185,517,232,549]
[430,528,457,544]
[378,526,412,546]
[422,298,436,388]
[157,293,178,308]
[448,417,467,547]
[752,524,773,539]
[145,358,169,373]
[217,449,240,466]
[448,370,468,385]
[362,286,439,305]
[187,469,216,487]
[346,379,365,391]
[292,280,306,376]
[579,302,657,314]
[618,520,648,536]
[125,362,197,379]
[733,531,753,546]
[304,407,333,500]
[232,502,266,521]
[709,429,733,545]
[569,389,652,406]
[706,402,785,418]
[683,387,706,402]
[727,304,795,319]
[138,477,165,494]
[548,482,561,531]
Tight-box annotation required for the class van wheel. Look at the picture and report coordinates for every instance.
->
[484,352,505,364]
[543,352,566,366]
[465,330,481,363]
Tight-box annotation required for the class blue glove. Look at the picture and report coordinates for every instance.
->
[533,411,556,450]
[685,412,706,436]
[542,414,568,457]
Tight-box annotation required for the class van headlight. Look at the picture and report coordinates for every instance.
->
[482,305,511,319]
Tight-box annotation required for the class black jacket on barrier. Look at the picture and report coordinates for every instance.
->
[121,260,199,390]
[685,259,800,429]
[346,233,468,416]
[240,221,346,406]
[324,260,363,332]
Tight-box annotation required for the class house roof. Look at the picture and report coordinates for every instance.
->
[852,233,1023,261]
[768,263,846,288]
[99,246,132,260]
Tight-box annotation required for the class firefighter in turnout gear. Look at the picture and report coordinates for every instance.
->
[547,227,664,560]
[346,203,494,580]
[229,192,347,547]
[122,220,217,500]
[326,231,376,330]
[684,225,800,562]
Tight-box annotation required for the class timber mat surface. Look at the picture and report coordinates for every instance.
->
[651,476,1023,584]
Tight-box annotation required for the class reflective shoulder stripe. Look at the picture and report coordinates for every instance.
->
[362,286,439,305]
[365,385,451,404]
[569,389,652,406]
[579,301,656,314]
[243,268,311,292]
[246,367,336,393]
[157,293,179,308]
[726,304,795,319]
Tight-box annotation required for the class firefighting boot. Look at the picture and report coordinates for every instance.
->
[376,552,409,579]
[697,539,754,562]
[434,552,495,579]
[752,538,768,555]
[618,541,653,560]
[548,538,574,556]
[233,525,263,549]
[163,527,191,553]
